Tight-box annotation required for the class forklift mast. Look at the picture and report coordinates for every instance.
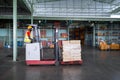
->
[31,24,40,42]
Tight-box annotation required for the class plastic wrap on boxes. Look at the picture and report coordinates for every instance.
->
[62,40,82,62]
[70,40,80,44]
[63,57,82,62]
[63,44,81,49]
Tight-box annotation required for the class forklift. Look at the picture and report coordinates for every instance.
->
[25,24,60,66]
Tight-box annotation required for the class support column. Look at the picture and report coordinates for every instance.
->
[13,0,17,61]
[67,26,69,40]
[31,0,33,24]
[8,23,11,46]
[93,25,95,47]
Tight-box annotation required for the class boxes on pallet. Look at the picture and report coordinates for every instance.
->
[62,50,81,55]
[62,40,82,62]
[62,41,69,45]
[63,44,81,49]
[70,53,81,57]
[72,57,82,60]
[62,40,81,44]
[63,45,81,52]
[63,56,82,62]
[62,54,81,59]
[70,40,80,44]
[62,51,81,57]
[63,58,72,62]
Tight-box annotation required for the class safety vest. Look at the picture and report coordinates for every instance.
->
[24,30,33,43]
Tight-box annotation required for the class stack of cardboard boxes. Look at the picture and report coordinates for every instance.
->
[110,43,120,50]
[60,33,68,38]
[0,41,3,48]
[99,41,120,50]
[99,41,109,50]
[62,40,82,62]
[41,40,47,47]
[40,30,46,38]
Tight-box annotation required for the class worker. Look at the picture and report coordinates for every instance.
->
[24,25,33,43]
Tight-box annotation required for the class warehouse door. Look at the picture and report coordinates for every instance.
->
[69,27,85,46]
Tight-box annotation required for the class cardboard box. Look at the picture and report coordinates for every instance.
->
[62,41,69,45]
[62,51,81,60]
[63,57,82,62]
[63,58,72,62]
[62,40,81,44]
[110,43,119,50]
[26,43,40,60]
[70,40,80,44]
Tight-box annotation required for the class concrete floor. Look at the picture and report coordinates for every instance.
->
[0,46,120,80]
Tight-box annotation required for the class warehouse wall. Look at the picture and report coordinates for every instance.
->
[0,29,25,47]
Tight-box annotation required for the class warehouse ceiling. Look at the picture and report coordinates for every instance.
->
[0,0,120,20]
[0,0,31,15]
[23,0,120,19]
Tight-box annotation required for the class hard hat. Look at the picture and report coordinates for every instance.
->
[27,25,32,29]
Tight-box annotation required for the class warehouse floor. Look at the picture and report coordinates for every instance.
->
[0,46,120,80]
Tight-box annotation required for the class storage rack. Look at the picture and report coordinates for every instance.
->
[95,22,120,46]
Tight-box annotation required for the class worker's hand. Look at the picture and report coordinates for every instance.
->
[29,38,33,43]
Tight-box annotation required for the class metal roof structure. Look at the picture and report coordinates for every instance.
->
[0,0,120,20]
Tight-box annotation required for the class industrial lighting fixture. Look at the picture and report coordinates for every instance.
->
[39,20,41,23]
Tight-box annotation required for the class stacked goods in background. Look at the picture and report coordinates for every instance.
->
[99,41,120,50]
[41,40,47,47]
[62,40,81,62]
[47,40,52,47]
[40,29,46,38]
[0,41,3,48]
[99,40,109,50]
[41,40,63,48]
[60,33,68,38]
[49,40,63,48]
[58,40,62,48]
[110,43,120,50]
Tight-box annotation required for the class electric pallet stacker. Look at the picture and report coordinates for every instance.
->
[25,24,60,66]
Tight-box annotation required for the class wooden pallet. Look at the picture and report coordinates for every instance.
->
[61,60,83,65]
